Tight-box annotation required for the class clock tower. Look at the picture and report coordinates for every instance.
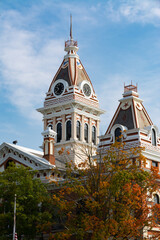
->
[37,18,104,164]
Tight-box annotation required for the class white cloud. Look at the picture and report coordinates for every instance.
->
[0,11,64,121]
[0,0,160,130]
[106,0,160,25]
[0,2,101,125]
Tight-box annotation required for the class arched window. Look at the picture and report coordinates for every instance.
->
[48,124,53,129]
[152,128,156,146]
[92,126,96,145]
[154,194,159,223]
[84,123,88,143]
[66,120,71,141]
[115,127,122,142]
[76,121,81,140]
[57,122,62,143]
[154,194,159,204]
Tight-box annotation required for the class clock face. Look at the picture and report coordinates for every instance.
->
[83,83,91,97]
[54,82,64,96]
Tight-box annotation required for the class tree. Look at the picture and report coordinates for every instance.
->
[0,164,53,240]
[51,141,160,240]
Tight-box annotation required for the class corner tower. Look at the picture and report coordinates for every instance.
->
[37,18,104,164]
[99,84,160,172]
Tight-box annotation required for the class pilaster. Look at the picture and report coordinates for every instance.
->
[81,115,84,142]
[89,118,92,143]
[96,120,100,144]
[71,112,76,140]
[53,117,56,131]
[62,114,66,141]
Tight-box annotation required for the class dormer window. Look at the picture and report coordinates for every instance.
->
[152,128,156,146]
[115,127,122,142]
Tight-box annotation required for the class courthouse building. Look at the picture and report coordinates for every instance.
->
[0,22,160,237]
[0,24,160,178]
[0,25,104,180]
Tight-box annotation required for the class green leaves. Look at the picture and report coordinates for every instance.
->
[0,164,52,239]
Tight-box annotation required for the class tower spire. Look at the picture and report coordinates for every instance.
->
[65,15,78,53]
[70,14,73,40]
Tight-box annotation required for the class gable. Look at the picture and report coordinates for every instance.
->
[0,143,54,173]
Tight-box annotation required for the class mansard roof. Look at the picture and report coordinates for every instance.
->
[37,34,105,115]
[98,84,160,157]
[106,84,153,134]
[47,32,95,94]
[48,57,95,93]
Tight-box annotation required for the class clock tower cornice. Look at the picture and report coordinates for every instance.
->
[37,99,105,119]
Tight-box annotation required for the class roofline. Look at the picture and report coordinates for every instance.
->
[0,142,55,168]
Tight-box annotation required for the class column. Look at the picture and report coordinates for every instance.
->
[62,114,66,141]
[44,119,47,130]
[52,117,56,131]
[96,120,100,144]
[89,118,92,144]
[71,112,76,140]
[81,115,84,142]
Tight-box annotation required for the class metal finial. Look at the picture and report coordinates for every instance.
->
[13,140,18,145]
[70,14,73,40]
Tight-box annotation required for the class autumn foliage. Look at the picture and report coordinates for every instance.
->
[51,142,160,240]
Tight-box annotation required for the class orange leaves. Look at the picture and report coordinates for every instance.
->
[58,147,64,155]
[66,150,70,155]
[52,141,160,239]
[83,215,104,232]
[58,147,70,156]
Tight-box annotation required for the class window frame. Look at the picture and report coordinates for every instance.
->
[76,121,81,141]
[84,123,89,143]
[92,125,96,145]
[152,128,157,146]
[66,120,72,141]
[114,127,122,142]
[56,122,62,143]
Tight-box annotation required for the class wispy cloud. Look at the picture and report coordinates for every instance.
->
[106,0,160,25]
[0,0,160,127]
[0,1,102,123]
[0,10,64,121]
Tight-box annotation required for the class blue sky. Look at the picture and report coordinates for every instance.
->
[0,0,160,150]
